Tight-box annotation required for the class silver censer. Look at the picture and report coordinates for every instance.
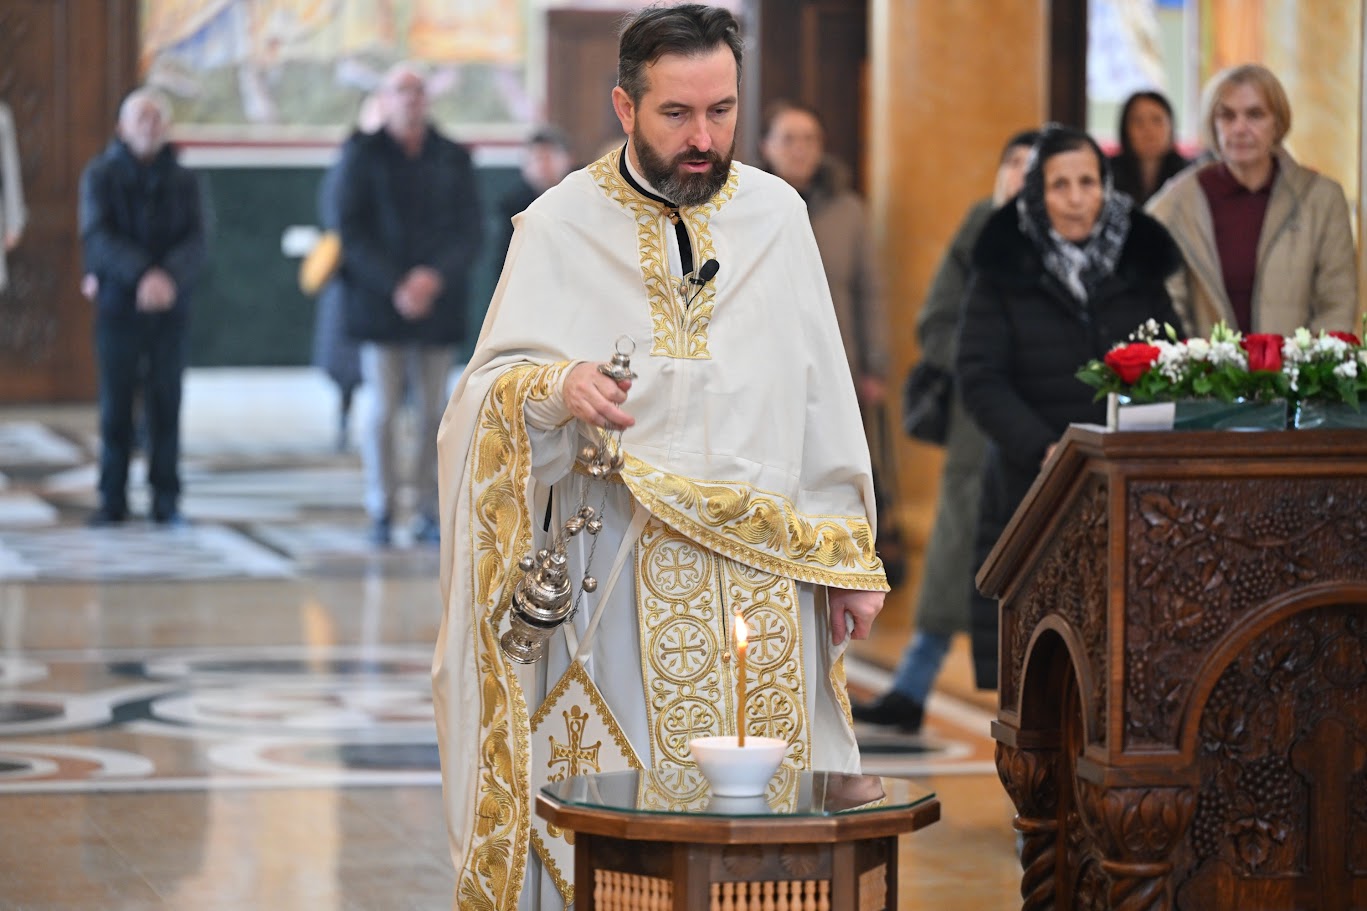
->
[500,339,636,664]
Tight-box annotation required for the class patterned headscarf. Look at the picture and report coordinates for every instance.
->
[1016,124,1133,303]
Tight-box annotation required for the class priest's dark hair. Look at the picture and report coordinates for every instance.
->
[617,4,743,105]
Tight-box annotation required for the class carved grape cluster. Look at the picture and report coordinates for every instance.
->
[1243,504,1301,542]
[1229,558,1279,611]
[1239,755,1295,815]
[1190,788,1231,860]
[1202,670,1243,718]
[1126,653,1151,714]
[1196,604,1231,647]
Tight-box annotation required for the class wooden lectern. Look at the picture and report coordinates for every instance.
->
[981,425,1367,911]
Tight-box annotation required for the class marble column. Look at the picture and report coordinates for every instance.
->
[866,1,1049,611]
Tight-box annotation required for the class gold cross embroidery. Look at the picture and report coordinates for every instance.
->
[547,704,602,781]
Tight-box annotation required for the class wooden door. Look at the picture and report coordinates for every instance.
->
[545,11,627,169]
[744,0,868,189]
[0,0,138,403]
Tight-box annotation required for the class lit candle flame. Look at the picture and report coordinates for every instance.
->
[735,612,747,747]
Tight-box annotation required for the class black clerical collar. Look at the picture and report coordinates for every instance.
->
[618,143,694,277]
[618,144,676,208]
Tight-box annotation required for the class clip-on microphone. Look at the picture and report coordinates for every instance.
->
[678,258,721,307]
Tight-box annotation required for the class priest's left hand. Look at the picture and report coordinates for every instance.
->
[828,588,884,645]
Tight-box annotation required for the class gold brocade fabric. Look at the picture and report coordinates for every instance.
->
[528,661,642,905]
[621,455,888,592]
[587,147,738,360]
[636,517,811,780]
[455,362,569,910]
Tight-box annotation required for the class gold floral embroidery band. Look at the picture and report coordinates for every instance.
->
[587,147,738,360]
[636,518,810,784]
[457,361,570,909]
[621,455,889,591]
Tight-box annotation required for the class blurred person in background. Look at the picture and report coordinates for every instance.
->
[760,99,903,584]
[308,91,383,452]
[958,124,1181,688]
[1109,90,1190,206]
[336,63,484,546]
[79,87,207,527]
[1148,64,1357,336]
[760,100,886,408]
[495,125,574,266]
[0,99,27,294]
[853,129,1038,732]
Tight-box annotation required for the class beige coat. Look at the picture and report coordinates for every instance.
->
[0,102,28,293]
[1147,149,1358,336]
[805,161,887,379]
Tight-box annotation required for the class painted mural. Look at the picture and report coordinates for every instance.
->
[140,0,529,140]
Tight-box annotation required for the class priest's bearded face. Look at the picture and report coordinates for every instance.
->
[615,46,738,206]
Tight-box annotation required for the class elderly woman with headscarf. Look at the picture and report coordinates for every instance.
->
[956,124,1183,689]
[1148,64,1357,337]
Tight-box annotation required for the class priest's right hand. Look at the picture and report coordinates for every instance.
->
[564,362,635,429]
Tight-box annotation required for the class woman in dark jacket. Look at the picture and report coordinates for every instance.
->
[957,124,1182,688]
[1109,90,1190,206]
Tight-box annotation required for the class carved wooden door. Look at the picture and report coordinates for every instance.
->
[0,0,138,403]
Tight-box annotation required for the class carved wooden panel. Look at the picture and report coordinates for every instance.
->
[1124,479,1367,749]
[1002,474,1110,744]
[1171,604,1367,910]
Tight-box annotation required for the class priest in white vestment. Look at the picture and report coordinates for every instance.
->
[432,7,888,909]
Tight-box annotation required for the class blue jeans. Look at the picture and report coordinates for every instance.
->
[358,342,453,522]
[94,313,186,517]
[890,630,952,703]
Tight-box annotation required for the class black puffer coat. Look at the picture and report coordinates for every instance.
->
[957,202,1182,688]
[336,126,483,345]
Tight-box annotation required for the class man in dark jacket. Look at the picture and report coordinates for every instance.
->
[336,63,484,546]
[79,87,207,527]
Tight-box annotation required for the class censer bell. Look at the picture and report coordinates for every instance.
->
[500,338,634,664]
[500,545,576,664]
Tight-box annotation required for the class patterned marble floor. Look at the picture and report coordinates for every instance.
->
[0,369,1022,910]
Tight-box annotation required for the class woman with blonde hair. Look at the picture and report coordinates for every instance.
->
[1148,64,1357,336]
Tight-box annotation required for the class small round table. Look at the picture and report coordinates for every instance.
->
[536,769,940,910]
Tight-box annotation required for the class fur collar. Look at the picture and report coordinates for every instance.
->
[971,199,1182,291]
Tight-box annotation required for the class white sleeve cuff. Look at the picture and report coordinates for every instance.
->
[524,360,582,431]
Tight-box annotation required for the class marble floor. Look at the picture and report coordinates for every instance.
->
[0,369,1023,910]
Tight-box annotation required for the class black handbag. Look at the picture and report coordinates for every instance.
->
[902,361,954,445]
[863,404,907,589]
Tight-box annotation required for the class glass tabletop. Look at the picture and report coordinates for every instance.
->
[541,769,935,819]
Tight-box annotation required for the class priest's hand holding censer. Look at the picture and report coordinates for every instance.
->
[500,337,638,664]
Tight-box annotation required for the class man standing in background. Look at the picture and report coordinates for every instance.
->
[79,88,207,527]
[336,63,484,547]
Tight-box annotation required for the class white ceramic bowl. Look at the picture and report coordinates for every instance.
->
[688,735,787,797]
[705,793,774,815]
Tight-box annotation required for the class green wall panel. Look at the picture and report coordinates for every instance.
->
[189,165,521,367]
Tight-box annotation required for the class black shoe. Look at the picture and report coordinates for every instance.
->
[87,506,128,527]
[851,691,924,733]
[153,510,188,528]
[369,517,392,547]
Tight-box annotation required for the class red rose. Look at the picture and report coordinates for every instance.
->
[1104,343,1161,384]
[1329,331,1362,346]
[1244,333,1283,372]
